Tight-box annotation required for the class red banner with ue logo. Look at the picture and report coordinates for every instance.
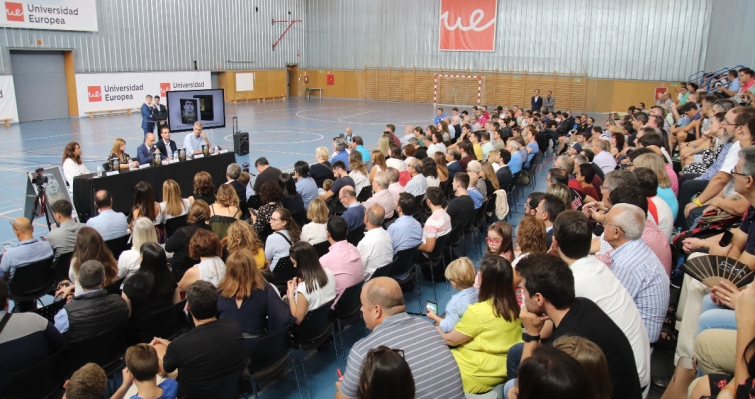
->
[439,0,497,52]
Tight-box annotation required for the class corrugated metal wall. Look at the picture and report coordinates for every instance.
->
[303,0,713,81]
[704,0,755,73]
[0,0,305,74]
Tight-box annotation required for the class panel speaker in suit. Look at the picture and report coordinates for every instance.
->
[233,132,249,156]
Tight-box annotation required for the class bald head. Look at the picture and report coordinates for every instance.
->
[364,277,405,314]
[12,217,32,234]
[365,204,385,227]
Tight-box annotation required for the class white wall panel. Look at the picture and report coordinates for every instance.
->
[704,0,755,72]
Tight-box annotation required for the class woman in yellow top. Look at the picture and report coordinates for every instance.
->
[221,220,268,269]
[437,255,522,394]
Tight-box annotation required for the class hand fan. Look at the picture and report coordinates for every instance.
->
[683,255,754,289]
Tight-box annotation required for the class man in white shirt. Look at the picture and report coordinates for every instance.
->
[590,138,616,175]
[357,204,393,280]
[183,121,211,155]
[552,210,650,389]
[403,160,427,197]
[400,125,415,146]
[363,172,396,218]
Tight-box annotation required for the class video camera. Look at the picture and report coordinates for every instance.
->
[31,168,48,189]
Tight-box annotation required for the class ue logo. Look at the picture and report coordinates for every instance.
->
[5,2,23,22]
[88,86,102,102]
[160,82,170,98]
[439,0,497,51]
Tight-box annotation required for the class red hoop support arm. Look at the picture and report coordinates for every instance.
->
[272,19,302,51]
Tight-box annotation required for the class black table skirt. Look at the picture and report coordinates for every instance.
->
[73,152,236,222]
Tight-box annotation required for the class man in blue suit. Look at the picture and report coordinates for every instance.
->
[531,89,543,112]
[136,133,162,165]
[446,148,462,181]
[141,94,155,138]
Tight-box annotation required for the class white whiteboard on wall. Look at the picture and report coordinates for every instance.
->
[236,73,255,92]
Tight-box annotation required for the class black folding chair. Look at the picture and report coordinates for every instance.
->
[312,241,330,257]
[288,299,336,399]
[369,263,392,280]
[105,277,126,296]
[165,214,188,239]
[63,328,125,377]
[291,211,308,228]
[356,186,373,202]
[417,233,450,305]
[138,299,190,343]
[331,281,364,369]
[31,300,66,324]
[443,221,467,289]
[104,235,130,260]
[346,225,365,246]
[271,257,297,294]
[52,252,74,282]
[247,324,300,399]
[190,361,248,399]
[8,257,55,312]
[389,245,421,314]
[4,348,66,399]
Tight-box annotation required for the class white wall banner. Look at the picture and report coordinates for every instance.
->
[0,0,98,32]
[74,71,212,117]
[0,75,19,123]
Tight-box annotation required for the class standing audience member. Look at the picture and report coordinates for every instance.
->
[47,199,84,258]
[153,280,244,398]
[319,216,363,307]
[336,277,465,399]
[387,193,423,254]
[357,204,393,280]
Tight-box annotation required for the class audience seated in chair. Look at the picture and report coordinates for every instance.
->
[319,216,363,309]
[56,227,119,300]
[339,186,366,232]
[387,193,423,256]
[285,242,336,325]
[46,200,84,259]
[0,217,53,283]
[356,345,415,399]
[426,257,478,333]
[121,243,180,330]
[63,363,107,399]
[111,344,178,399]
[178,229,225,291]
[85,190,129,241]
[363,171,396,218]
[165,200,212,280]
[117,217,158,279]
[358,204,393,281]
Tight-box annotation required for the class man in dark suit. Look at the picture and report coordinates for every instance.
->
[531,89,543,112]
[136,133,161,165]
[141,95,155,138]
[152,95,168,131]
[225,163,249,219]
[446,148,462,181]
[155,125,177,160]
[495,149,513,190]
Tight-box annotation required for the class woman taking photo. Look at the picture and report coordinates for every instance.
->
[300,198,329,245]
[62,141,89,188]
[221,220,267,269]
[284,241,336,324]
[108,138,139,169]
[130,181,161,226]
[310,146,335,188]
[56,227,119,299]
[165,200,212,280]
[159,179,190,221]
[278,173,305,215]
[437,255,522,394]
[251,181,283,238]
[121,242,180,327]
[117,217,158,279]
[209,184,241,240]
[266,208,301,271]
[178,228,225,291]
[188,171,216,205]
[217,249,292,340]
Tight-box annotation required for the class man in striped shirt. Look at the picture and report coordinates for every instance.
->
[336,277,465,399]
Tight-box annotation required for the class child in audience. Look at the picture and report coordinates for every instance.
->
[112,344,178,399]
[426,257,478,332]
[318,178,334,196]
[63,363,107,399]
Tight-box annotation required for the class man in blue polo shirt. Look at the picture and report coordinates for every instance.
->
[0,217,53,282]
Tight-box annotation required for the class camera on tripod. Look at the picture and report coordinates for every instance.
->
[32,168,47,192]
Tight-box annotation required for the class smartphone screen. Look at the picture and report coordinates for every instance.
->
[719,230,734,247]
[426,301,438,314]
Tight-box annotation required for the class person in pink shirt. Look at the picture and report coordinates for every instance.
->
[363,171,396,218]
[319,216,364,309]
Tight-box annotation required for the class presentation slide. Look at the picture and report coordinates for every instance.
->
[166,89,225,132]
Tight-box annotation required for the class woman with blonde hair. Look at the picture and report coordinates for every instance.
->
[188,171,215,205]
[217,249,292,339]
[221,220,267,269]
[108,138,138,169]
[159,179,190,221]
[301,198,329,245]
[310,146,335,188]
[117,217,158,279]
[434,152,449,183]
[480,162,499,191]
[349,150,369,194]
[546,183,572,209]
[368,150,388,183]
[209,184,241,240]
[62,141,89,187]
[376,135,391,158]
[55,227,119,298]
[553,336,612,399]
[633,153,678,218]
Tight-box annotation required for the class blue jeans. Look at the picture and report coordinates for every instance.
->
[506,342,524,380]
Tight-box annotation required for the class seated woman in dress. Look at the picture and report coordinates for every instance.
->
[251,181,283,239]
[55,227,119,299]
[108,138,139,170]
[129,181,162,227]
[188,171,215,206]
[217,249,293,344]
[117,217,158,279]
[284,241,336,325]
[438,255,522,394]
[177,228,225,291]
[300,198,329,245]
[121,242,180,337]
[221,220,267,269]
[208,184,241,240]
[165,200,212,280]
[278,173,305,216]
[265,208,301,271]
[62,141,89,188]
[159,179,190,221]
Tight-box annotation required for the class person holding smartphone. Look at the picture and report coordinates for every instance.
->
[426,257,477,333]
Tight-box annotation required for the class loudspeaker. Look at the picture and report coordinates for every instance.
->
[233,132,249,156]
